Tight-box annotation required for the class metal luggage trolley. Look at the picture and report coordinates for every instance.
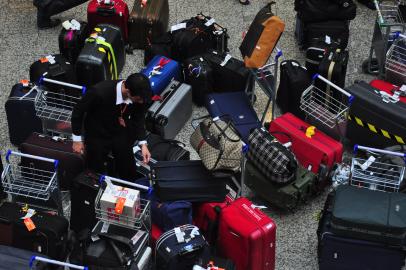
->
[385,32,406,84]
[34,77,86,137]
[350,145,406,192]
[362,0,406,77]
[300,74,354,129]
[1,150,63,215]
[29,256,88,270]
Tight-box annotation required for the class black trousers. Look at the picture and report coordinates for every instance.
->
[85,132,138,182]
[35,0,87,24]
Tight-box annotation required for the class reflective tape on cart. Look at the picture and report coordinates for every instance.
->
[348,114,405,144]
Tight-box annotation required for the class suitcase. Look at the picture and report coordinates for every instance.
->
[195,250,237,270]
[217,197,276,270]
[19,133,85,191]
[239,2,285,68]
[346,81,406,148]
[76,24,126,87]
[183,55,214,106]
[0,201,69,260]
[317,192,405,270]
[316,47,348,92]
[29,54,76,87]
[244,161,318,210]
[370,79,406,103]
[296,17,350,49]
[0,245,52,270]
[205,91,261,143]
[128,0,169,50]
[150,160,230,202]
[202,50,253,94]
[58,20,90,63]
[141,55,180,96]
[295,0,356,23]
[275,60,312,120]
[305,36,341,77]
[87,0,129,41]
[269,113,343,182]
[143,32,173,65]
[5,82,43,146]
[151,198,192,232]
[331,185,406,248]
[145,80,192,139]
[155,225,208,270]
[70,171,100,233]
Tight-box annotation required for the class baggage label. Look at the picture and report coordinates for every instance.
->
[24,218,36,231]
[115,197,126,214]
[171,23,187,33]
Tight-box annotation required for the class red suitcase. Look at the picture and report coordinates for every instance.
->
[87,0,129,41]
[269,113,343,180]
[193,195,233,245]
[217,197,276,270]
[370,79,406,103]
[151,223,162,249]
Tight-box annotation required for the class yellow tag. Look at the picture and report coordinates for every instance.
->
[24,218,36,232]
[115,197,126,214]
[305,126,316,138]
[94,27,101,32]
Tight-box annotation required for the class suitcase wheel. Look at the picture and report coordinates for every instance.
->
[362,58,379,75]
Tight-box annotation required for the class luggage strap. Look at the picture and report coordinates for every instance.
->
[86,36,118,80]
[347,114,406,144]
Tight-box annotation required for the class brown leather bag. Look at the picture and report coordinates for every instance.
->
[240,2,285,68]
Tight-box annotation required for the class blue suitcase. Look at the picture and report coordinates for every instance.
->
[141,55,180,96]
[5,83,43,146]
[205,91,261,142]
[317,193,405,270]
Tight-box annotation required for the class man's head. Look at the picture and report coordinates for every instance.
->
[123,73,152,104]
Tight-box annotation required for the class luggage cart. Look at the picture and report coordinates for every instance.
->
[34,77,86,137]
[362,0,406,77]
[300,74,354,129]
[29,256,88,270]
[385,32,406,85]
[1,150,63,215]
[350,145,406,192]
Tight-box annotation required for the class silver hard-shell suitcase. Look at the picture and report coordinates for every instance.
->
[146,81,192,139]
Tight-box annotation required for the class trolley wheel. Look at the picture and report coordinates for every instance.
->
[362,58,379,75]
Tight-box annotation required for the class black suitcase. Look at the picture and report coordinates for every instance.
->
[5,83,43,146]
[202,50,253,94]
[0,201,69,260]
[70,171,100,233]
[305,36,341,76]
[58,20,90,63]
[156,225,208,270]
[29,54,76,87]
[150,160,230,202]
[296,17,350,49]
[295,0,356,23]
[317,192,405,270]
[76,24,126,87]
[19,133,85,191]
[0,245,52,270]
[346,81,406,148]
[183,56,214,106]
[331,185,406,248]
[275,60,312,120]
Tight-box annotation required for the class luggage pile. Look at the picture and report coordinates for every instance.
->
[1,0,406,269]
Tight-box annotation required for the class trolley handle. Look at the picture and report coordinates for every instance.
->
[274,47,283,61]
[394,32,406,40]
[354,145,406,161]
[6,150,59,169]
[99,175,152,193]
[29,256,88,270]
[38,77,87,95]
[312,74,354,103]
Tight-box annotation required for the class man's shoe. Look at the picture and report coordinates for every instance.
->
[37,18,61,30]
[358,0,376,10]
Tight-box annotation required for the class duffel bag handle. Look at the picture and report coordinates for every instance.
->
[29,256,88,270]
[38,77,87,95]
[354,145,406,161]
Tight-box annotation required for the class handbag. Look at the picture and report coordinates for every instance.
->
[190,117,243,172]
[247,128,298,184]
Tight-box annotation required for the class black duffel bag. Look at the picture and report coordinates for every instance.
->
[295,0,356,23]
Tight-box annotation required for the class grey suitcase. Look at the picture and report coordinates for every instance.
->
[146,81,192,139]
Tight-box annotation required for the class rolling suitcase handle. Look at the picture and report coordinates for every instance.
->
[354,144,406,160]
[29,256,88,269]
[5,150,59,168]
[99,175,153,193]
[38,77,87,95]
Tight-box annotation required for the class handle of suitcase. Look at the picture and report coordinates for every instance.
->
[29,256,88,269]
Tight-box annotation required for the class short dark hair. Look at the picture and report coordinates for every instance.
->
[124,73,152,101]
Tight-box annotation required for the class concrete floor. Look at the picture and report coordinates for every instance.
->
[0,0,380,269]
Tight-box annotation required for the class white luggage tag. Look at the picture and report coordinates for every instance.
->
[62,20,73,30]
[220,54,232,67]
[70,19,81,30]
[325,35,331,44]
[174,227,185,243]
[46,55,56,65]
[356,155,376,171]
[20,208,36,219]
[204,18,215,27]
[171,23,186,33]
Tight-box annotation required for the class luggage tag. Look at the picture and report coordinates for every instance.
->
[70,19,81,31]
[220,54,232,67]
[21,207,37,232]
[171,23,187,33]
[325,35,331,45]
[204,18,216,27]
[174,227,185,243]
[62,20,73,30]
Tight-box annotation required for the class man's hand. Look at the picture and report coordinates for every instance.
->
[141,144,151,164]
[73,141,85,155]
